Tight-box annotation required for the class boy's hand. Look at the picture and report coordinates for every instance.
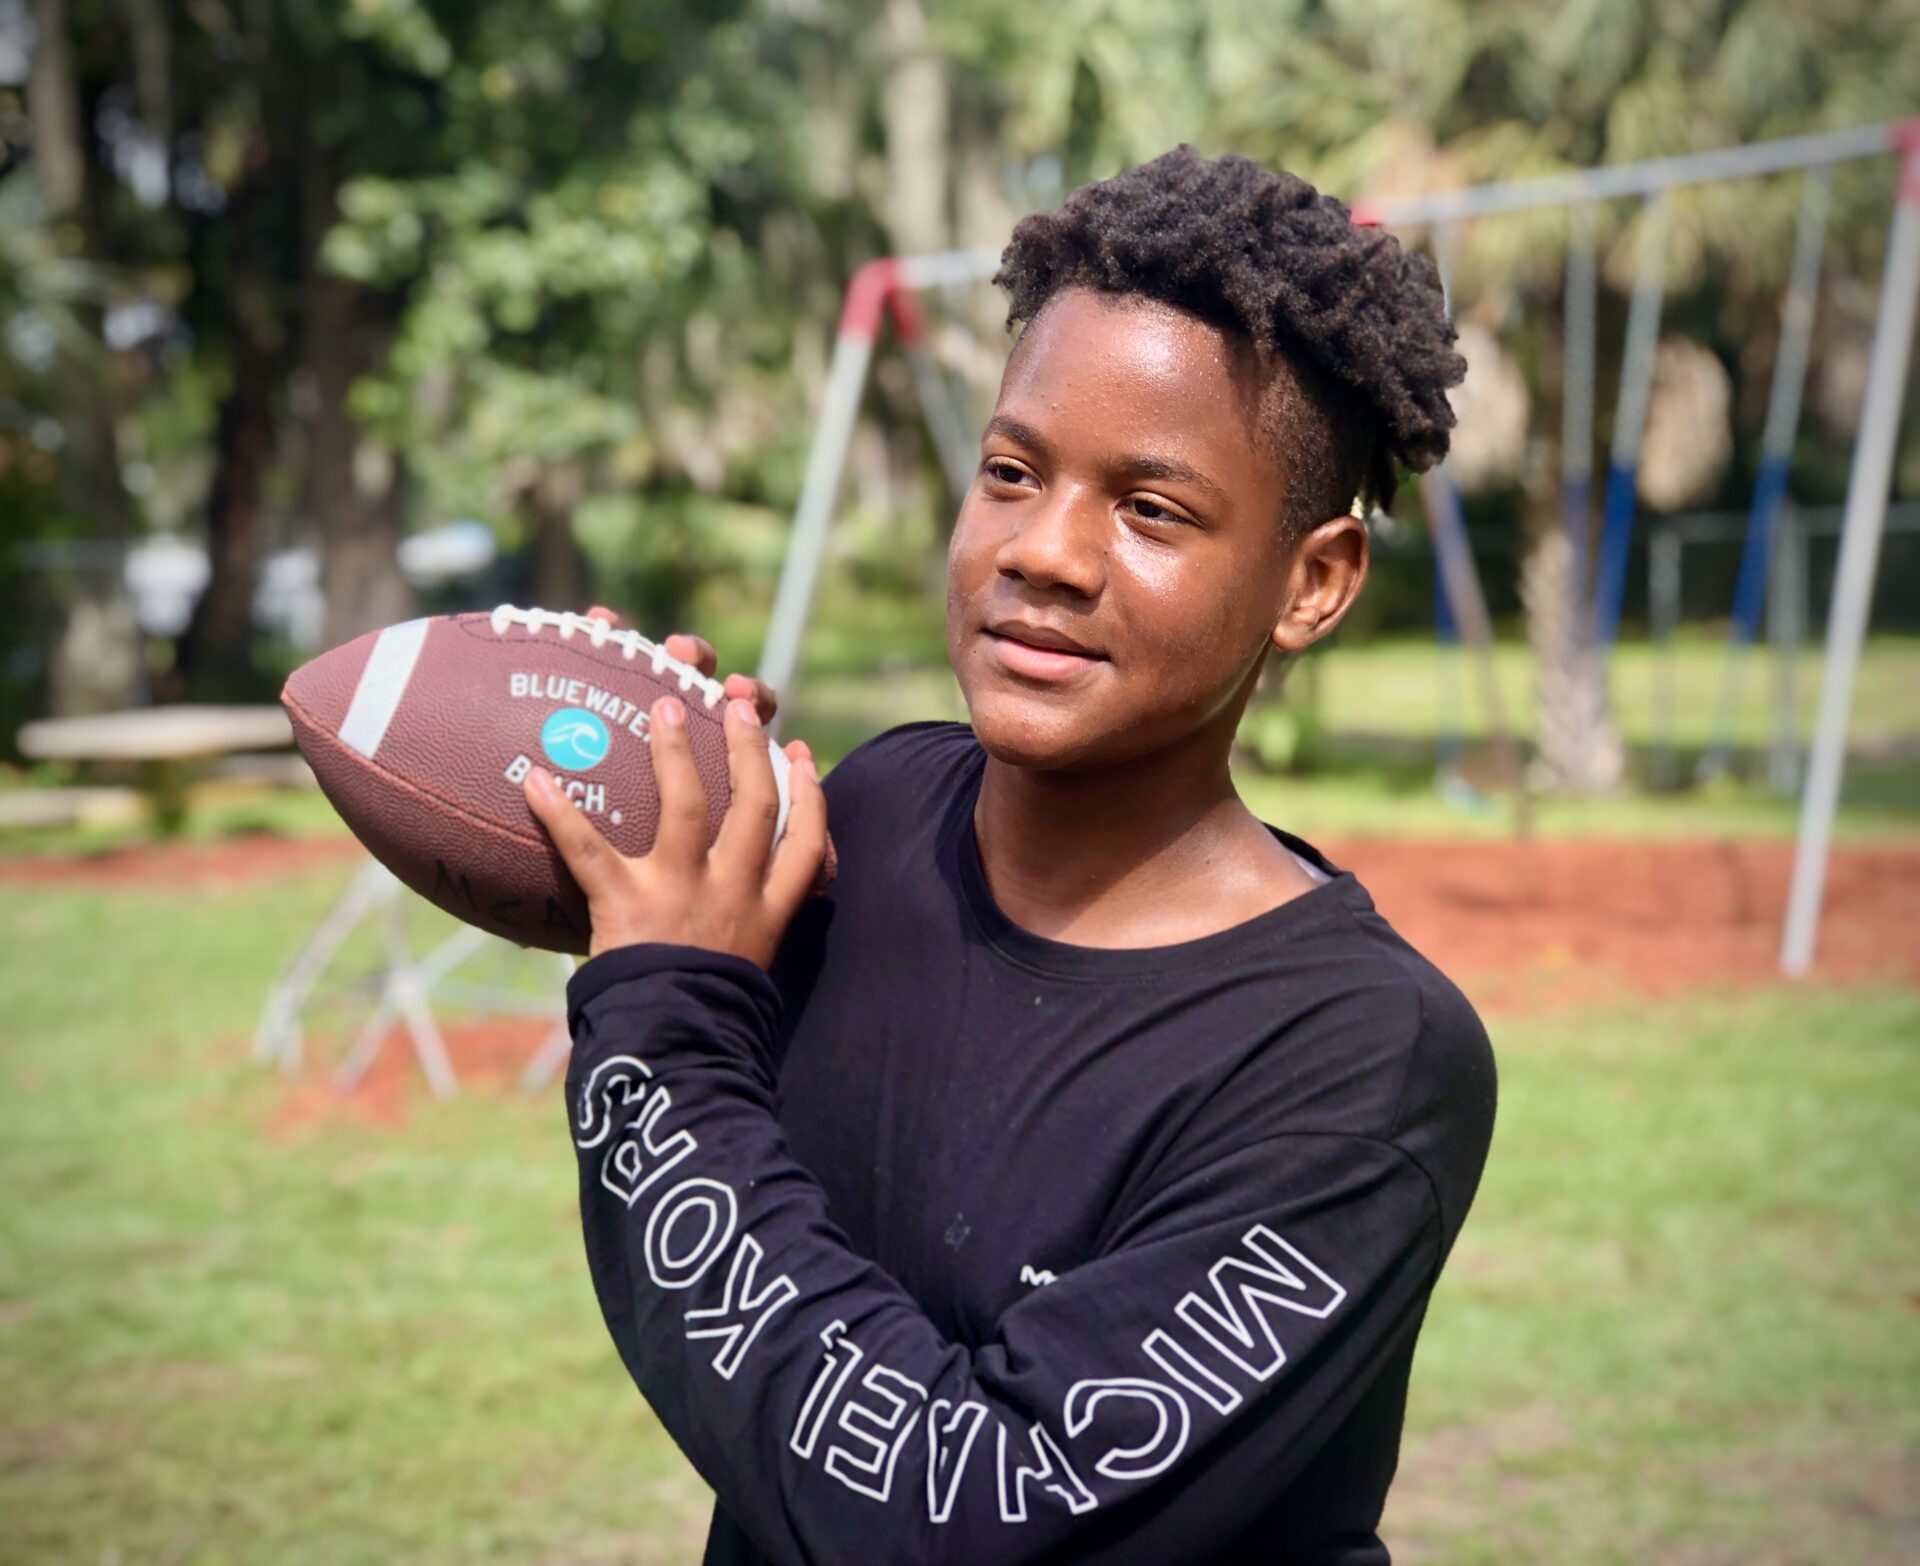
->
[523,690,825,968]
[587,605,780,727]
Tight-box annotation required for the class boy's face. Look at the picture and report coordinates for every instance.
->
[946,286,1362,772]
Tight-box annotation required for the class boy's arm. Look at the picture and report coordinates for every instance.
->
[567,943,1442,1566]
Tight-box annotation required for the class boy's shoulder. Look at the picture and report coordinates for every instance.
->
[820,720,982,825]
[1309,883,1498,1245]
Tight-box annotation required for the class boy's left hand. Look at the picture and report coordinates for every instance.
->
[522,691,826,969]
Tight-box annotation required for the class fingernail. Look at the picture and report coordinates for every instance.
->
[658,697,685,728]
[529,766,553,794]
[800,755,818,782]
[730,697,760,728]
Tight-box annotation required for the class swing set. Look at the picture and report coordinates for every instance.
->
[760,120,1920,976]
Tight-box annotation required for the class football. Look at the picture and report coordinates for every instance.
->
[282,605,834,955]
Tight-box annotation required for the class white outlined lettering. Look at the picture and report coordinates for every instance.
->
[1063,1377,1191,1482]
[684,1233,798,1380]
[825,1364,929,1503]
[925,1399,989,1524]
[643,1177,738,1290]
[1173,1226,1347,1383]
[995,1419,1097,1522]
[791,1321,862,1460]
[600,1084,697,1209]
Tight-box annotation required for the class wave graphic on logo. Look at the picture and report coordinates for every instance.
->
[540,707,611,772]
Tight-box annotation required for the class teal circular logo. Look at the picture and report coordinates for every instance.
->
[541,707,610,772]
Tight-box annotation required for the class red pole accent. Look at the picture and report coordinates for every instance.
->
[1348,201,1382,228]
[886,279,927,347]
[1895,119,1920,207]
[836,258,904,342]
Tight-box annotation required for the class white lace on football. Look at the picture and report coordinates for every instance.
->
[487,605,727,708]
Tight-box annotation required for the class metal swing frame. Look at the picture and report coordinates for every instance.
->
[763,119,1920,977]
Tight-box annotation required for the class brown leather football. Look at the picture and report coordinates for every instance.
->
[282,605,834,955]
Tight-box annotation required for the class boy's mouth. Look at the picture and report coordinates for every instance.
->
[983,627,1106,682]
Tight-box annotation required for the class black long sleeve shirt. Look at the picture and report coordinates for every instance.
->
[562,721,1497,1565]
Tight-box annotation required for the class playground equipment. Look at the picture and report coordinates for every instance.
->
[255,859,575,1096]
[1590,195,1670,664]
[762,120,1919,975]
[1697,169,1834,782]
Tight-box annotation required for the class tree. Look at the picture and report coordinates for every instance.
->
[935,0,1917,789]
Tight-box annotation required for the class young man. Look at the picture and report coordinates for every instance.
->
[523,148,1493,1564]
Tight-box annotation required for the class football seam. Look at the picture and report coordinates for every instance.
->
[449,615,730,719]
[285,687,568,855]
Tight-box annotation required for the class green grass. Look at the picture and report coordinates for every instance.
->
[5,602,1916,859]
[703,576,1920,757]
[2,867,1915,1562]
[1388,987,1920,1563]
[1308,628,1920,752]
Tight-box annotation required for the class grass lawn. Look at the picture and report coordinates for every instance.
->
[697,576,1920,760]
[2,864,1916,1562]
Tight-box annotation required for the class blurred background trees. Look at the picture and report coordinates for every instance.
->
[2,0,1914,785]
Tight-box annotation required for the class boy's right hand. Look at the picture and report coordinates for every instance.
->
[586,606,781,728]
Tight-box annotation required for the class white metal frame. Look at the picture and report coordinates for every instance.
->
[254,858,576,1096]
[758,118,1917,977]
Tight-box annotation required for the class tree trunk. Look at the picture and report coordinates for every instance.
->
[881,0,949,256]
[1517,472,1625,794]
[30,0,145,715]
[310,277,411,648]
[293,52,412,652]
[179,327,276,690]
[527,462,588,611]
[180,123,284,691]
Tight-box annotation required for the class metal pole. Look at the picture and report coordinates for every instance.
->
[1767,506,1805,795]
[1421,470,1533,835]
[1700,166,1832,780]
[757,330,876,722]
[1592,193,1670,662]
[1363,121,1899,227]
[1781,136,1920,974]
[903,343,982,501]
[1562,204,1598,629]
[1649,524,1682,789]
[1430,224,1466,784]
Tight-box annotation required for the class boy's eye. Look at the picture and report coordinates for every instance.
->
[1127,497,1187,526]
[982,459,1027,485]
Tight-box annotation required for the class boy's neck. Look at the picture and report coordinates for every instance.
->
[970,723,1317,948]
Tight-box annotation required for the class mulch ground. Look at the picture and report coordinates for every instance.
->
[1328,836,1920,1013]
[0,831,363,890]
[11,829,1917,1117]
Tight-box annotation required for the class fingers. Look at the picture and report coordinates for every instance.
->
[724,672,780,724]
[764,743,827,915]
[658,632,778,724]
[645,696,710,872]
[586,605,621,626]
[663,633,718,678]
[524,766,621,896]
[712,698,781,880]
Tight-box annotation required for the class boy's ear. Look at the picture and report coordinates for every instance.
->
[1270,512,1370,655]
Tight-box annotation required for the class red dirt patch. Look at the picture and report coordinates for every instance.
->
[0,831,361,890]
[263,1016,560,1136]
[14,830,1919,1118]
[1326,837,1920,1014]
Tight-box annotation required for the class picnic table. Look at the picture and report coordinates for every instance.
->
[16,705,294,832]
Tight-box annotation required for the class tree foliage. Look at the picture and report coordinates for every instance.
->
[2,0,1910,755]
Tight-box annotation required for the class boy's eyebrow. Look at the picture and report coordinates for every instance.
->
[1126,452,1228,503]
[985,415,1229,502]
[982,415,1051,454]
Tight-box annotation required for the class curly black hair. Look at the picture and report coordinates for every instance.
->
[994,147,1464,535]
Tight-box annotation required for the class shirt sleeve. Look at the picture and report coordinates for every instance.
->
[564,944,1444,1566]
